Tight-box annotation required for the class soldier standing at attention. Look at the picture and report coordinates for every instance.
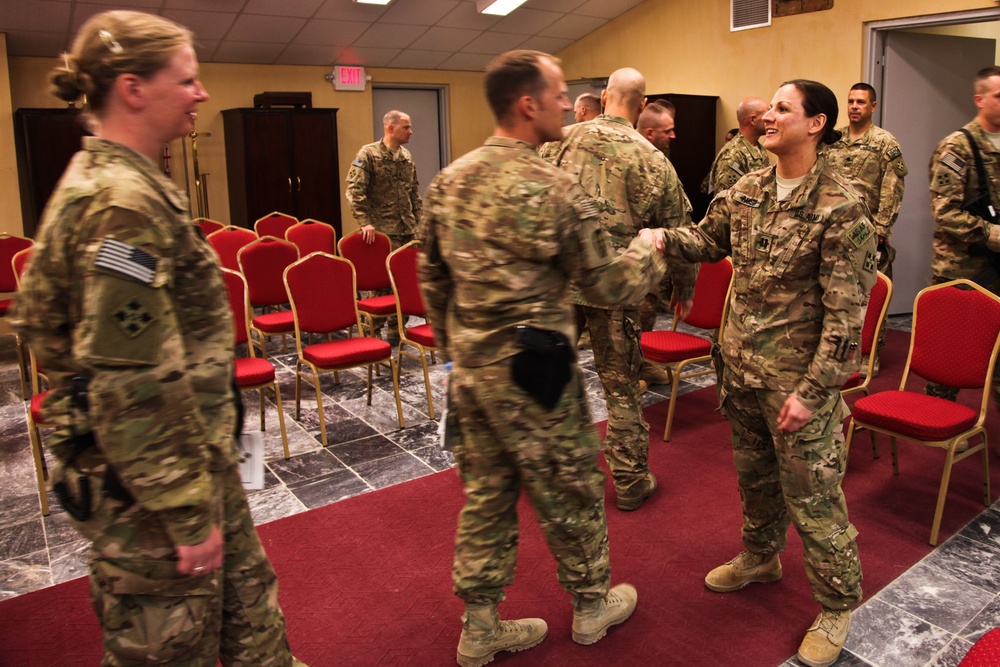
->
[420,50,670,667]
[12,10,306,667]
[346,109,422,339]
[660,80,876,667]
[573,92,601,123]
[709,96,771,194]
[542,68,697,511]
[826,82,907,375]
[926,66,1000,401]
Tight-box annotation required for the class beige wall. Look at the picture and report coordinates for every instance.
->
[3,56,491,235]
[557,0,997,149]
[3,0,998,237]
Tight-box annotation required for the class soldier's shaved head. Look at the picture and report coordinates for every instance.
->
[736,98,768,126]
[601,67,646,125]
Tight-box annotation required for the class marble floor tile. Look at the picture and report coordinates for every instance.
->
[846,598,954,667]
[0,549,50,601]
[286,469,371,510]
[49,538,91,585]
[0,518,46,561]
[247,485,307,525]
[327,434,407,468]
[351,451,435,490]
[267,449,347,486]
[958,593,1000,643]
[877,562,995,633]
[922,534,1000,594]
[927,637,976,667]
[410,444,455,472]
[956,506,1000,551]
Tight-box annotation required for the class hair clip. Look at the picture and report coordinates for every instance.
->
[63,52,72,71]
[99,30,124,54]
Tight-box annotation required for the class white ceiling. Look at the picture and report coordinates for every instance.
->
[0,0,645,71]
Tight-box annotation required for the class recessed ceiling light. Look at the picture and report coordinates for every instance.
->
[354,0,392,5]
[476,0,528,16]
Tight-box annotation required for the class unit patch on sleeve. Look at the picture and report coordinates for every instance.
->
[110,297,156,338]
[846,217,875,249]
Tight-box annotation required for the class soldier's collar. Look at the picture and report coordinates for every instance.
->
[83,137,188,213]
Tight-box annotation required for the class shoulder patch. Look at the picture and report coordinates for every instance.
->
[351,157,365,168]
[886,146,902,161]
[93,238,159,285]
[729,163,745,176]
[940,151,965,174]
[573,197,600,220]
[733,192,761,208]
[846,217,875,249]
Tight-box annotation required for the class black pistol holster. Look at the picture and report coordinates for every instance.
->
[53,375,134,521]
[510,325,573,410]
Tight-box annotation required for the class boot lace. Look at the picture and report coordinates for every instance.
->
[815,610,847,639]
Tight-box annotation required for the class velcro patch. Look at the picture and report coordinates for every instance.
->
[734,193,761,208]
[573,198,600,219]
[846,217,875,249]
[351,158,365,168]
[755,233,773,254]
[886,146,902,161]
[940,151,965,174]
[111,297,156,339]
[94,238,158,285]
[864,251,877,272]
[730,163,745,176]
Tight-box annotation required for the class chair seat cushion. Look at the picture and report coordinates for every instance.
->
[252,310,294,333]
[235,357,275,387]
[852,390,980,441]
[0,298,13,316]
[303,337,391,368]
[357,294,397,316]
[30,390,52,423]
[404,323,435,347]
[640,330,712,363]
[841,372,862,391]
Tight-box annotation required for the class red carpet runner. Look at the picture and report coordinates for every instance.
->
[2,330,998,666]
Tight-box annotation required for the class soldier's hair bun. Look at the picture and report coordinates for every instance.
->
[823,128,843,146]
[49,54,87,104]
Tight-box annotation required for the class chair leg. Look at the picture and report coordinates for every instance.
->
[294,361,302,420]
[870,428,879,460]
[890,437,899,475]
[414,343,435,420]
[272,382,290,460]
[313,373,328,447]
[981,433,991,507]
[366,365,374,405]
[844,418,857,458]
[258,388,266,431]
[391,356,404,428]
[930,442,959,546]
[16,334,31,401]
[664,366,681,442]
[27,418,49,516]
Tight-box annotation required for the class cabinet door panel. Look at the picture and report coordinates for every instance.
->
[242,113,295,225]
[291,112,339,232]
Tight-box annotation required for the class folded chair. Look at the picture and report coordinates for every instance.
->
[254,211,298,239]
[339,231,396,336]
[222,269,289,459]
[193,217,225,237]
[237,236,300,357]
[285,219,337,257]
[285,252,404,446]
[845,279,1000,545]
[387,241,436,419]
[207,225,257,272]
[639,257,733,441]
[841,271,893,399]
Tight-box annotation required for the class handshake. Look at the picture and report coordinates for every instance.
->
[638,227,668,254]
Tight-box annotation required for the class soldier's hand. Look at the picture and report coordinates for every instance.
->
[176,525,224,576]
[638,228,666,253]
[777,395,812,433]
[671,297,693,320]
[361,225,376,244]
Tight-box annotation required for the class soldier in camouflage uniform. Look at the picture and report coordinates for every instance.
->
[709,97,770,194]
[927,66,1000,402]
[826,83,907,375]
[11,11,304,667]
[420,50,669,667]
[540,68,698,511]
[662,80,876,667]
[345,109,422,339]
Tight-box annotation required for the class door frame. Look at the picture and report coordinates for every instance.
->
[371,83,450,170]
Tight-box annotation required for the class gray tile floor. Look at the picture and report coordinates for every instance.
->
[1,314,998,667]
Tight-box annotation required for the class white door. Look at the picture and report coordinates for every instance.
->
[371,87,445,197]
[880,30,995,311]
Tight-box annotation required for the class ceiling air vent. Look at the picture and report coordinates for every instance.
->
[731,0,771,31]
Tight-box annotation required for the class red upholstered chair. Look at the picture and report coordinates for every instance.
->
[959,628,1000,666]
[254,211,298,239]
[0,233,33,318]
[11,246,34,400]
[193,217,225,237]
[338,231,395,336]
[285,219,337,257]
[25,348,51,516]
[640,257,733,442]
[387,241,436,419]
[237,236,300,357]
[841,271,893,399]
[284,252,404,445]
[222,269,289,459]
[845,279,1000,545]
[206,225,257,272]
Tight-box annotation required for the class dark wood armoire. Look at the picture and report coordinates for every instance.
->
[13,108,89,238]
[222,108,341,237]
[647,93,719,222]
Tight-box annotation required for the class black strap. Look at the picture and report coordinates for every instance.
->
[959,128,993,211]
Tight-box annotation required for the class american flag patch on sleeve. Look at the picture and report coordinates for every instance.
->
[940,151,965,174]
[93,238,159,285]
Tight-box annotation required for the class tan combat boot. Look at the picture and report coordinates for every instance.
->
[456,604,547,667]
[704,550,782,592]
[797,609,852,667]
[640,362,673,385]
[616,473,657,511]
[571,583,638,645]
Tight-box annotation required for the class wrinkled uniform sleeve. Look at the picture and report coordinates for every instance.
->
[654,158,699,302]
[794,210,877,410]
[662,191,734,265]
[929,134,997,247]
[345,147,373,227]
[876,138,907,238]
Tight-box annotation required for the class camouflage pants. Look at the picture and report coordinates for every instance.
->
[450,359,611,606]
[578,305,649,494]
[720,370,863,611]
[366,232,414,338]
[637,273,675,332]
[78,465,296,666]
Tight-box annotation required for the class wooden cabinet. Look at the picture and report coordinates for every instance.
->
[222,108,341,236]
[13,108,89,237]
[648,93,719,222]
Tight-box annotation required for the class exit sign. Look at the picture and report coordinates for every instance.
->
[334,65,367,91]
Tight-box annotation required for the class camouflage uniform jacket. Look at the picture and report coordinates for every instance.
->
[419,136,668,368]
[345,139,422,236]
[12,137,236,547]
[709,132,770,194]
[663,158,878,411]
[540,114,697,307]
[928,118,1000,281]
[826,124,907,239]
